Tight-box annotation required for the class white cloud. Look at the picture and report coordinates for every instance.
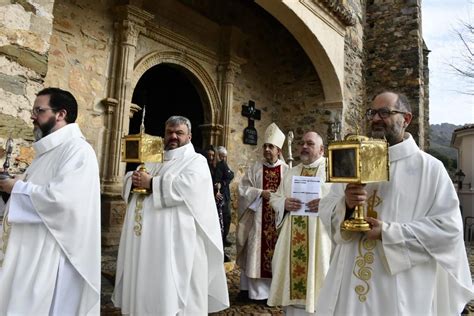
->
[423,0,474,125]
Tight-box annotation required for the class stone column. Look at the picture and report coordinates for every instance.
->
[217,62,240,147]
[217,26,245,146]
[200,124,224,148]
[101,5,153,247]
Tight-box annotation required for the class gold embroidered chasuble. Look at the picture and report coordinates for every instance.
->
[268,157,332,313]
[289,166,317,300]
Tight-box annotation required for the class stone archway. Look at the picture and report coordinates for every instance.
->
[255,0,352,105]
[134,51,221,124]
[129,63,206,155]
[133,51,224,149]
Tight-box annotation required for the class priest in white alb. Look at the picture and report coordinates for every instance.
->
[237,122,289,301]
[0,87,101,315]
[113,115,229,315]
[317,91,474,315]
[268,131,332,315]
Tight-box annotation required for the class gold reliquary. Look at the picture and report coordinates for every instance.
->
[326,135,389,231]
[121,132,164,194]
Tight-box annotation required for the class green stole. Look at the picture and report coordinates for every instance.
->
[289,166,318,300]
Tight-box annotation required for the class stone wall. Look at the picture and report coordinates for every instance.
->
[343,0,367,136]
[180,0,326,166]
[178,0,328,213]
[423,42,430,148]
[0,0,54,170]
[44,0,115,156]
[365,0,427,148]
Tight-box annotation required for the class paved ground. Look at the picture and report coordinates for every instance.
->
[101,238,474,315]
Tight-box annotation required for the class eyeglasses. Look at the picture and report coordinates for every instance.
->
[31,107,54,116]
[365,108,407,120]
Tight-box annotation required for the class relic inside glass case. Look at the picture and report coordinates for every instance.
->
[327,135,389,231]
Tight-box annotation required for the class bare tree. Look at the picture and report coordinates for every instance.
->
[450,20,474,95]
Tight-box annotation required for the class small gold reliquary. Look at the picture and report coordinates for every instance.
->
[121,132,164,194]
[326,135,389,231]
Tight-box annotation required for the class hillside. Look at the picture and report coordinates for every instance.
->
[429,123,462,173]
[429,123,461,159]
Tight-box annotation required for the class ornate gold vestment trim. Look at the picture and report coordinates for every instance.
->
[134,195,145,236]
[353,235,376,302]
[0,210,11,267]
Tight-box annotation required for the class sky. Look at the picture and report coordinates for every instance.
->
[422,0,473,125]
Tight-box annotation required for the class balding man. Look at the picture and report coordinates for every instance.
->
[317,91,474,315]
[268,131,332,315]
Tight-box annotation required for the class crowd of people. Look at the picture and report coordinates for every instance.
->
[0,88,472,315]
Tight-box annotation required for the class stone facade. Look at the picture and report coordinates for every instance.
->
[0,0,428,246]
[365,0,428,149]
[0,0,54,170]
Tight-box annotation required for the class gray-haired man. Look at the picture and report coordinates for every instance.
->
[113,116,229,315]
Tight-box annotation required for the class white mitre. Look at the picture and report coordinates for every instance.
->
[264,123,285,149]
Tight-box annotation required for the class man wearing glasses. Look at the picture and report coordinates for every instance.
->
[317,91,474,315]
[0,88,101,315]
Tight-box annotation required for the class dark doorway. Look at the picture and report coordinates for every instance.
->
[131,63,205,139]
[127,63,205,171]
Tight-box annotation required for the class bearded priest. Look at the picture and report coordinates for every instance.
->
[317,91,474,315]
[0,87,101,315]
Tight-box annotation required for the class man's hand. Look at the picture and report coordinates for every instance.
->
[306,198,320,212]
[0,177,19,193]
[132,171,152,189]
[215,191,223,201]
[261,190,272,200]
[345,183,367,209]
[365,217,382,240]
[285,197,303,212]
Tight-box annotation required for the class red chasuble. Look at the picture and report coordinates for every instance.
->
[260,164,282,278]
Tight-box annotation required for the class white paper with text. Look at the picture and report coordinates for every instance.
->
[291,176,321,217]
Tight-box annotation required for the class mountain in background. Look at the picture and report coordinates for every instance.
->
[429,123,461,174]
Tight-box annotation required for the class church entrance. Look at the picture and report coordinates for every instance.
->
[129,63,205,154]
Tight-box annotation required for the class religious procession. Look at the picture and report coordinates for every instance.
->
[1,0,473,315]
[0,87,472,315]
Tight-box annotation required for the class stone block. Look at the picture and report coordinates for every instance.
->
[0,4,31,30]
[102,196,126,227]
[30,14,53,37]
[0,113,34,140]
[101,196,126,247]
[0,44,48,76]
[0,73,26,95]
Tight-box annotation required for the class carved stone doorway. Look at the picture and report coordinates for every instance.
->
[130,63,205,157]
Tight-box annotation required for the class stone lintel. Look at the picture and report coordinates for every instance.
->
[114,4,154,26]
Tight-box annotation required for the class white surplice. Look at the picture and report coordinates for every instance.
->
[237,159,288,299]
[112,142,229,315]
[317,134,474,315]
[268,157,332,314]
[0,123,101,315]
